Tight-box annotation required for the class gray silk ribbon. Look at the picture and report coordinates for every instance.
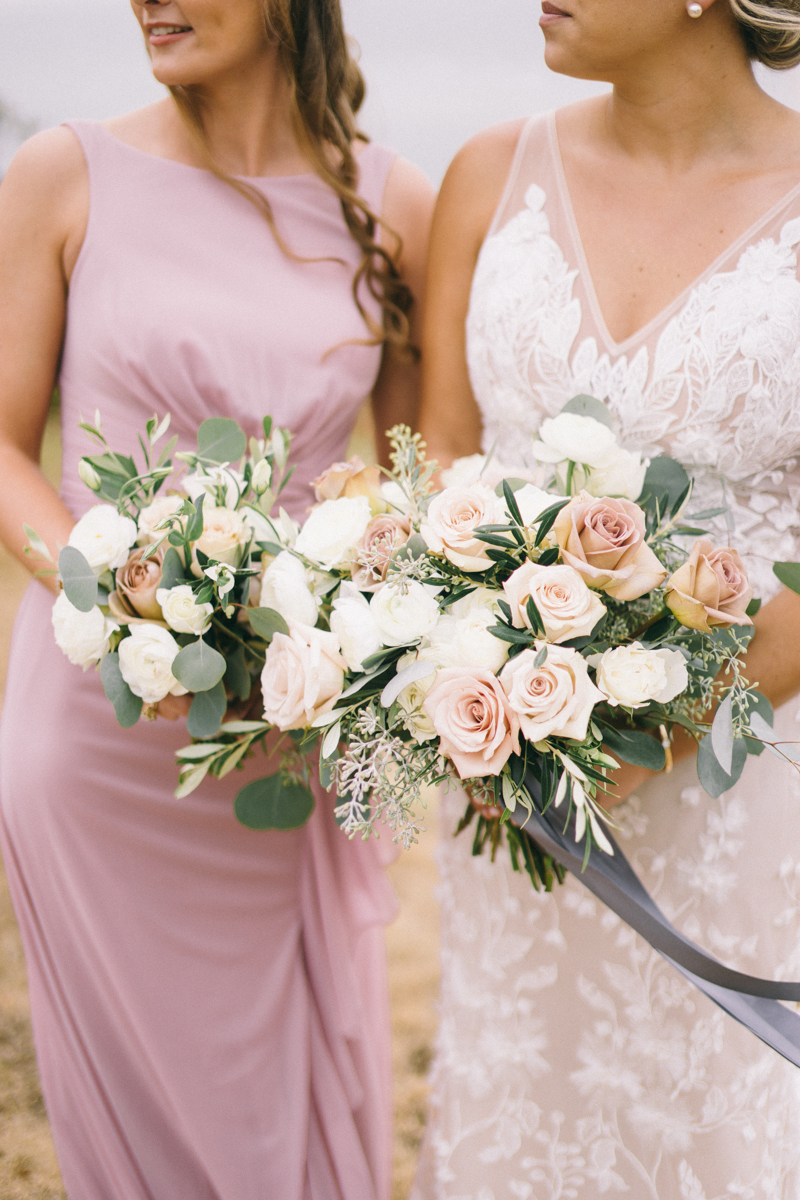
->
[509,775,800,1068]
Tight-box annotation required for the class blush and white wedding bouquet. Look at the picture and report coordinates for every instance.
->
[35,398,800,882]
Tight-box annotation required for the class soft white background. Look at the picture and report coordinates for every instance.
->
[2,0,800,181]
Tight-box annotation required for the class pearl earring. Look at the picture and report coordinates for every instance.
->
[687,2,703,15]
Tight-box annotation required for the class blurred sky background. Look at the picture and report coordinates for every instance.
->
[2,0,800,181]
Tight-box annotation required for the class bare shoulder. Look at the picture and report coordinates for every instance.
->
[437,118,527,242]
[103,100,174,149]
[0,126,88,255]
[382,156,435,228]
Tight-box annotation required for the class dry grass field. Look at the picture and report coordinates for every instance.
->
[0,410,440,1199]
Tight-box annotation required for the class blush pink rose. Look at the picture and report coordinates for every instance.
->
[503,562,606,643]
[553,490,667,600]
[312,455,383,509]
[261,621,346,730]
[351,513,412,590]
[109,546,165,621]
[499,645,604,742]
[423,667,520,779]
[665,539,753,632]
[420,484,507,573]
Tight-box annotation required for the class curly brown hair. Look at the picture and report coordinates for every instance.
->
[169,0,413,353]
[729,0,800,68]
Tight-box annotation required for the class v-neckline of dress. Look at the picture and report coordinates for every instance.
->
[546,109,800,359]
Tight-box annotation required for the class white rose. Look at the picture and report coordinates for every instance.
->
[448,587,505,619]
[595,643,689,709]
[394,650,438,742]
[330,583,384,671]
[261,621,345,730]
[184,465,245,510]
[532,413,619,469]
[136,495,185,545]
[420,483,507,572]
[118,624,189,705]
[194,506,247,569]
[585,447,649,502]
[370,581,440,647]
[427,609,509,673]
[156,585,213,636]
[68,505,138,574]
[259,551,319,627]
[294,496,372,570]
[510,484,562,528]
[52,593,118,669]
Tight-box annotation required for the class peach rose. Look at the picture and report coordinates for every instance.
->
[423,667,520,779]
[553,491,667,600]
[109,546,165,621]
[665,539,753,632]
[499,645,604,742]
[261,621,346,731]
[351,514,412,590]
[420,484,507,573]
[503,563,607,644]
[312,455,384,510]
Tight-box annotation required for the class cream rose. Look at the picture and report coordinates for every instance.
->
[156,585,213,636]
[420,484,507,573]
[68,505,138,575]
[422,667,520,779]
[351,514,412,590]
[595,643,689,709]
[118,625,189,705]
[52,594,118,669]
[499,644,604,741]
[194,506,247,569]
[503,563,607,644]
[259,551,319,627]
[330,583,384,671]
[260,621,346,730]
[294,496,372,571]
[136,495,185,545]
[553,491,667,600]
[532,413,618,468]
[110,546,165,621]
[370,581,440,647]
[665,540,753,632]
[312,455,384,510]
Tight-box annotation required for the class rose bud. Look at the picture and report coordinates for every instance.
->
[665,539,753,632]
[110,546,165,621]
[351,514,412,590]
[553,491,667,600]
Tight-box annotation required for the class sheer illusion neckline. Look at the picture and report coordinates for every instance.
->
[546,110,800,356]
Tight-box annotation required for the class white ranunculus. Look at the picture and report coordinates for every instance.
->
[448,587,505,620]
[330,583,384,671]
[156,585,213,636]
[118,624,188,705]
[395,652,438,742]
[259,551,319,627]
[427,610,509,673]
[294,496,372,570]
[380,481,413,516]
[532,413,619,469]
[240,505,274,545]
[370,581,440,647]
[68,505,138,574]
[194,506,248,568]
[184,465,245,510]
[595,643,689,709]
[586,447,649,501]
[52,593,118,669]
[136,495,185,545]
[510,484,562,528]
[440,454,488,489]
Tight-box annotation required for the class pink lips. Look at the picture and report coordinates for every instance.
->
[540,1,570,26]
[145,25,193,47]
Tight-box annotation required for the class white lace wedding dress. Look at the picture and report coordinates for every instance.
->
[412,112,800,1200]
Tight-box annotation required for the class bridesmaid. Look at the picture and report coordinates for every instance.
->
[0,2,433,1197]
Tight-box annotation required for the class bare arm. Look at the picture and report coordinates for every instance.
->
[0,128,89,591]
[370,156,436,468]
[417,122,524,470]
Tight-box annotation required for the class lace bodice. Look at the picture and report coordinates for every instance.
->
[467,112,800,602]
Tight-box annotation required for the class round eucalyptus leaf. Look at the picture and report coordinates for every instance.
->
[197,418,247,465]
[58,546,99,613]
[697,734,747,798]
[187,681,227,739]
[602,726,666,771]
[159,547,187,591]
[172,638,227,693]
[234,776,315,830]
[560,394,615,429]
[101,652,143,728]
[248,607,289,641]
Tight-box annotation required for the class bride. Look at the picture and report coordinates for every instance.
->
[413,0,800,1195]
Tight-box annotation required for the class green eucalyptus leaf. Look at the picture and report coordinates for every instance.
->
[185,493,205,543]
[172,638,227,692]
[187,681,227,738]
[101,652,143,728]
[710,693,735,776]
[160,547,187,592]
[697,733,747,798]
[560,394,615,429]
[224,645,252,701]
[602,726,666,771]
[746,597,762,617]
[234,775,315,830]
[774,561,800,596]
[58,546,99,613]
[197,418,247,465]
[248,607,290,641]
[638,456,690,513]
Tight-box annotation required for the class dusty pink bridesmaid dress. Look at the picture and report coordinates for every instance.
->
[0,121,399,1200]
